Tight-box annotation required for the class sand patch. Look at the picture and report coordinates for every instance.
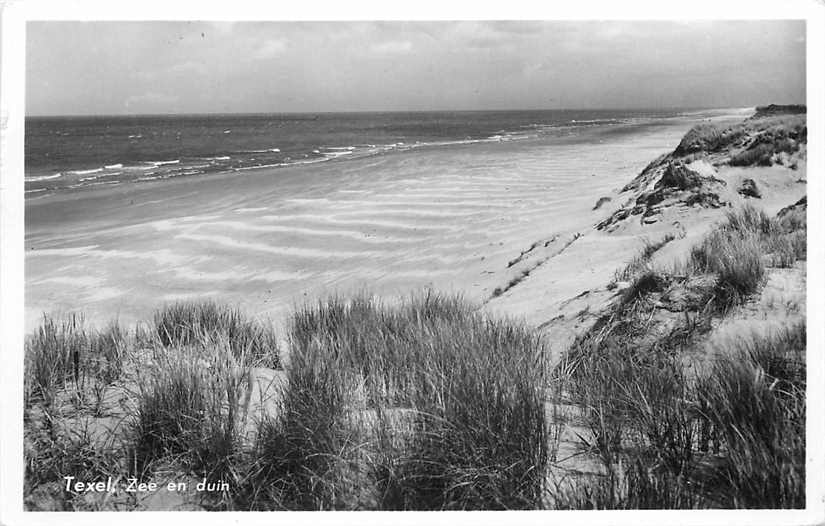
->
[191,220,420,244]
[29,245,190,266]
[174,233,377,259]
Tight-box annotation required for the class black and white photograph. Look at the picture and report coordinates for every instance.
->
[1,1,823,522]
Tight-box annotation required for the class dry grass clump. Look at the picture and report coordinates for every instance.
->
[154,301,280,368]
[730,143,780,167]
[384,318,548,510]
[621,270,671,305]
[246,352,364,510]
[609,234,677,306]
[675,111,805,165]
[655,162,705,190]
[25,314,126,408]
[688,229,765,308]
[774,197,808,265]
[729,120,806,167]
[25,418,127,510]
[553,459,704,510]
[246,292,548,510]
[674,123,746,156]
[695,324,806,508]
[721,203,777,234]
[557,300,707,509]
[24,315,131,509]
[25,314,86,407]
[558,309,806,509]
[129,339,251,493]
[685,204,806,309]
[613,234,675,285]
[25,310,263,510]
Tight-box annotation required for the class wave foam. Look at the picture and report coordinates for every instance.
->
[68,168,104,176]
[26,173,63,182]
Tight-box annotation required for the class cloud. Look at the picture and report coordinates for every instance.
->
[252,38,288,60]
[371,40,413,54]
[465,35,504,49]
[486,21,547,35]
[130,60,207,82]
[207,22,236,36]
[26,20,806,115]
[124,92,179,111]
[167,61,208,76]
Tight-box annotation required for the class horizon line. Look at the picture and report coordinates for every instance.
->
[23,104,772,119]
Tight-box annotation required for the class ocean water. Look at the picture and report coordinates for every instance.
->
[25,109,685,196]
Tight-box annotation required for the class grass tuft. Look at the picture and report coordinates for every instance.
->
[688,229,765,308]
[683,204,806,309]
[558,319,806,509]
[154,301,280,368]
[129,339,251,491]
[613,234,675,284]
[25,314,127,407]
[695,324,806,508]
[246,292,548,510]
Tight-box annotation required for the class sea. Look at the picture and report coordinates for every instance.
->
[25,109,689,196]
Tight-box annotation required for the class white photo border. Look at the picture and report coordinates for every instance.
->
[1,1,823,525]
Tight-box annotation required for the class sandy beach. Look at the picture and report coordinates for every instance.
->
[25,114,729,334]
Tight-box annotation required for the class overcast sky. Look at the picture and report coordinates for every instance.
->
[26,20,805,116]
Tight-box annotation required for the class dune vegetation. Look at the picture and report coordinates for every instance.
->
[25,294,552,510]
[553,203,807,509]
[242,293,548,510]
[24,200,807,510]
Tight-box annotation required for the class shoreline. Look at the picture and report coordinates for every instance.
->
[25,112,725,334]
[24,109,748,200]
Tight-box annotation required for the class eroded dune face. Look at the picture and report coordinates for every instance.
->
[486,109,806,356]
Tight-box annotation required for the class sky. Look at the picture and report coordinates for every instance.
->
[26,20,806,115]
